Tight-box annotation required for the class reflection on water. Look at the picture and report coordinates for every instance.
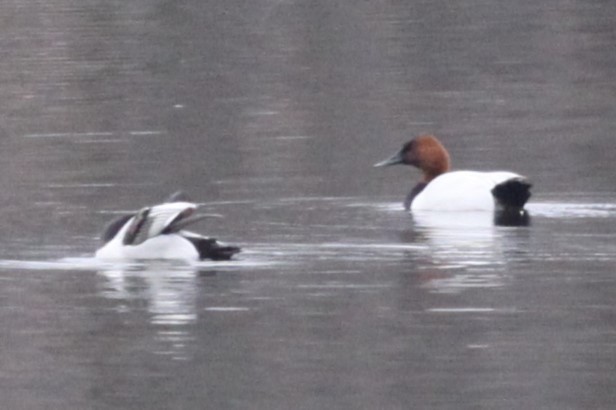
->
[95,257,276,360]
[99,265,199,359]
[528,202,616,218]
[1,197,616,408]
[401,209,528,294]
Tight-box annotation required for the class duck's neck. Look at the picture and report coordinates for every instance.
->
[422,169,443,183]
[416,135,451,182]
[421,155,450,182]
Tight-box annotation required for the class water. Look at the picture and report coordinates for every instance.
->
[1,1,616,409]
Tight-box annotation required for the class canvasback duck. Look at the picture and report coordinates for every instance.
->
[374,134,531,212]
[95,192,240,261]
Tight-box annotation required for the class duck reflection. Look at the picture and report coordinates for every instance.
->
[98,264,203,359]
[403,211,531,294]
[494,209,531,227]
[411,210,530,230]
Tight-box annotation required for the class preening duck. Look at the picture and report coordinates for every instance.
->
[95,192,240,261]
[374,134,531,213]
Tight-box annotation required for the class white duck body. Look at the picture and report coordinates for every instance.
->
[411,171,523,212]
[95,197,240,261]
[95,221,200,260]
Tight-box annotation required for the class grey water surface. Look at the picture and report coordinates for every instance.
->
[1,1,616,409]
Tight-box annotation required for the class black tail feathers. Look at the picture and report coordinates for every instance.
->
[491,177,532,210]
[186,236,241,261]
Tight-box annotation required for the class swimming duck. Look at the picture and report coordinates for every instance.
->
[95,192,240,261]
[374,134,531,212]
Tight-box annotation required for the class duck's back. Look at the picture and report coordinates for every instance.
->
[410,171,523,212]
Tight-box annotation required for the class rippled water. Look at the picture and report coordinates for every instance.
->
[1,1,616,409]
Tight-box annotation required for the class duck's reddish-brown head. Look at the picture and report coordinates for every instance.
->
[374,134,451,182]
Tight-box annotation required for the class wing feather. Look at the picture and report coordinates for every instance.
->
[123,202,197,245]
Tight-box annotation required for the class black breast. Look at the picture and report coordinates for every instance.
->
[404,182,427,211]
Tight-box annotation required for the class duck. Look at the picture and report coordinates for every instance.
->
[374,134,531,213]
[95,192,241,261]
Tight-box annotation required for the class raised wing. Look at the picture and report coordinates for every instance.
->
[122,202,197,245]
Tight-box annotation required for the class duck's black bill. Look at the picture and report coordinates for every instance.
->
[373,151,404,167]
